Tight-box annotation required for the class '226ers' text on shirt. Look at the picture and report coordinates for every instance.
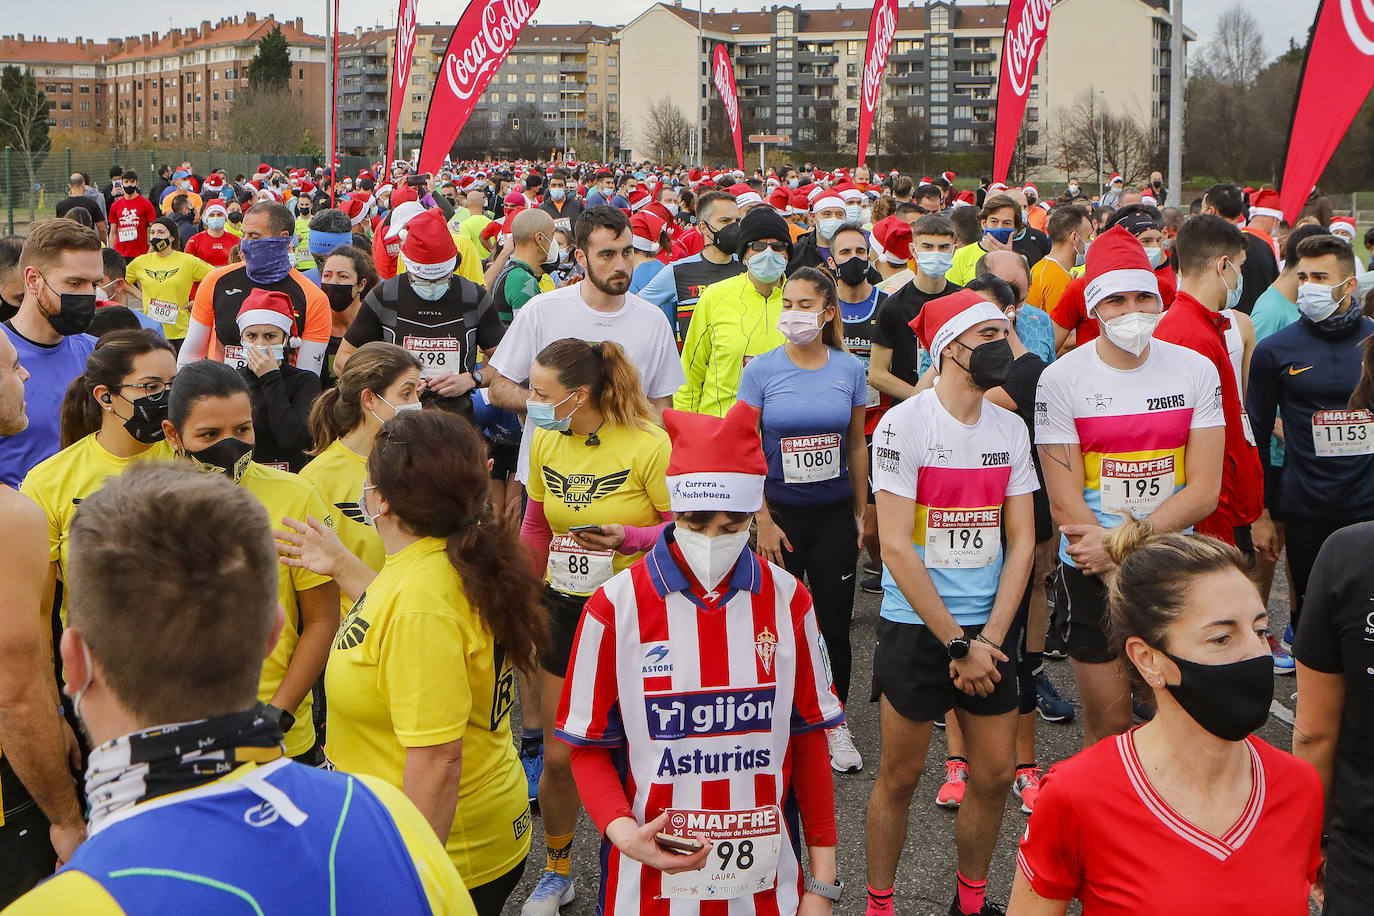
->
[556,531,843,915]
[871,389,1039,627]
[191,264,332,373]
[1017,728,1322,915]
[1034,339,1224,565]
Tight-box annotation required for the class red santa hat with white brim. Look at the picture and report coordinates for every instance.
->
[812,194,846,214]
[1331,216,1358,240]
[385,200,428,242]
[663,401,768,513]
[1083,225,1161,316]
[1248,189,1282,221]
[236,289,301,348]
[631,211,667,253]
[909,288,1008,373]
[399,209,458,280]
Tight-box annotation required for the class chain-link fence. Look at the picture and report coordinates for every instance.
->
[2,147,376,235]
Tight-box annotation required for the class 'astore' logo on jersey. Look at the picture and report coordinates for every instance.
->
[645,688,776,740]
[642,643,674,675]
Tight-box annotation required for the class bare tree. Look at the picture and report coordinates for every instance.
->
[1200,5,1266,86]
[1054,91,1155,188]
[228,86,310,154]
[640,97,693,164]
[0,65,51,221]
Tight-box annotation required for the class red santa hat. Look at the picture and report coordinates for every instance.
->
[663,401,767,513]
[203,200,228,219]
[390,184,418,207]
[628,187,653,212]
[1140,193,1158,208]
[941,171,957,183]
[988,182,1009,194]
[202,174,225,192]
[870,216,914,266]
[1022,183,1039,199]
[767,187,791,214]
[255,163,272,177]
[399,209,458,280]
[787,189,810,214]
[235,289,301,348]
[384,201,429,241]
[954,190,977,208]
[1249,189,1282,221]
[1331,216,1358,240]
[1083,225,1160,316]
[339,195,370,226]
[909,288,1008,373]
[1109,173,1123,186]
[631,211,667,253]
[919,176,933,186]
[357,169,375,181]
[812,194,846,214]
[727,183,762,209]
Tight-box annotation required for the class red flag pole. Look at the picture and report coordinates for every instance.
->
[329,0,340,207]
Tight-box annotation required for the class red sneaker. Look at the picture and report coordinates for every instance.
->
[1014,766,1042,814]
[936,758,968,809]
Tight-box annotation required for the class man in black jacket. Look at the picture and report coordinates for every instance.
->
[1203,183,1278,315]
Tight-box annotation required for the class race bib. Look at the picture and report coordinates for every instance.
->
[866,384,881,409]
[1240,411,1256,447]
[780,434,842,484]
[404,336,460,379]
[117,225,138,243]
[924,507,1000,569]
[1099,456,1175,516]
[223,345,249,371]
[260,462,290,472]
[554,217,571,232]
[146,298,180,324]
[546,534,614,596]
[660,806,783,901]
[1312,409,1374,457]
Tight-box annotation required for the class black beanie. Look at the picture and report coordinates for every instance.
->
[735,207,792,261]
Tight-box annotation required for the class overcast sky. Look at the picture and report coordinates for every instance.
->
[8,0,1318,63]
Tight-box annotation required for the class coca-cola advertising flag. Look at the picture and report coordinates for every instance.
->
[712,43,744,170]
[857,0,898,167]
[992,0,1052,183]
[418,0,541,174]
[1278,0,1374,222]
[386,0,418,169]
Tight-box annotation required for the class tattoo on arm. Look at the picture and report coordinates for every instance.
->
[1039,444,1071,472]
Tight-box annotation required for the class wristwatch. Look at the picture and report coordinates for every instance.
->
[946,635,971,660]
[263,703,296,734]
[472,367,484,387]
[804,877,844,902]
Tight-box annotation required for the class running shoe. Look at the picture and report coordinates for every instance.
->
[933,712,946,729]
[1281,624,1294,651]
[1269,634,1296,675]
[862,558,880,576]
[935,759,968,809]
[860,573,883,595]
[1034,670,1075,723]
[948,897,1007,915]
[1013,766,1042,814]
[521,871,575,916]
[1043,624,1068,661]
[826,723,863,773]
[521,743,544,804]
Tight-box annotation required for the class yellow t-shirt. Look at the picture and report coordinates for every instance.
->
[239,462,335,757]
[526,421,671,596]
[20,435,176,624]
[946,241,984,286]
[1,764,476,916]
[325,537,531,888]
[125,250,214,339]
[298,439,385,616]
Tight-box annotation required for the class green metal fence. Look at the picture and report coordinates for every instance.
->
[2,147,375,235]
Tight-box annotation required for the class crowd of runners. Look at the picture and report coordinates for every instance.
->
[0,155,1370,915]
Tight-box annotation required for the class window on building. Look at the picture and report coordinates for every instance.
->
[588,55,598,65]
[298,68,303,79]
[589,92,597,103]
[543,111,558,120]
[845,106,857,122]
[507,92,516,102]
[413,93,423,102]
[525,92,535,101]
[609,75,617,85]
[412,111,422,121]
[846,62,857,77]
[608,93,617,104]
[525,73,536,83]
[847,40,859,55]
[846,84,858,100]
[78,85,90,94]
[1027,107,1039,121]
[973,61,993,77]
[954,60,971,73]
[954,105,971,119]
[544,54,558,64]
[79,101,90,111]
[543,74,558,83]
[607,55,617,65]
[590,73,598,84]
[544,91,556,102]
[953,128,972,142]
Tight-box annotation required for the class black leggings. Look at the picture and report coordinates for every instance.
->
[1284,516,1361,630]
[0,802,56,908]
[467,859,527,916]
[768,497,859,703]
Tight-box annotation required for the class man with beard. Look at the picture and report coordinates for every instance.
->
[487,206,684,487]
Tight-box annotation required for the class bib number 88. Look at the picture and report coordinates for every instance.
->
[567,555,590,575]
[716,839,755,871]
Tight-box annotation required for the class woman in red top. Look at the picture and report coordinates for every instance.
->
[1011,516,1322,915]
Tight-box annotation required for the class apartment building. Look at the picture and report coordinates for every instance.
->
[0,15,325,146]
[337,22,619,159]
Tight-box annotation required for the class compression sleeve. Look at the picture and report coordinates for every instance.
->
[519,497,553,576]
[619,510,674,555]
[177,319,212,369]
[790,728,838,845]
[569,745,634,836]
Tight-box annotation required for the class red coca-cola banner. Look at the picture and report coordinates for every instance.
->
[992,0,1052,183]
[385,0,418,170]
[857,0,898,167]
[418,0,541,174]
[1278,0,1374,222]
[712,44,744,170]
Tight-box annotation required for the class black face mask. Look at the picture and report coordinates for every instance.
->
[185,436,254,483]
[121,389,170,444]
[149,237,171,252]
[1162,651,1273,742]
[833,256,868,287]
[0,295,18,323]
[955,338,1014,390]
[39,277,96,336]
[322,282,356,312]
[228,212,243,224]
[124,186,139,196]
[710,222,742,255]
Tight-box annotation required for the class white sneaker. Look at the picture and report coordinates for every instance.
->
[826,723,863,772]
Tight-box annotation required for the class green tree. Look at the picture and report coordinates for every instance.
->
[297,128,323,157]
[248,25,292,90]
[0,65,51,215]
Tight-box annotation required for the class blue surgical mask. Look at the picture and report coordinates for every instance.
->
[526,390,578,432]
[818,216,844,240]
[985,226,1014,244]
[916,251,954,277]
[845,204,863,223]
[550,187,566,201]
[747,248,787,284]
[788,178,799,189]
[205,216,227,231]
[1297,280,1346,323]
[1220,260,1243,311]
[410,276,450,301]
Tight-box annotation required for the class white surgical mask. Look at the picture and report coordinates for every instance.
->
[777,309,823,345]
[817,216,844,240]
[1142,246,1165,269]
[1297,280,1346,323]
[916,251,954,277]
[1099,310,1160,356]
[411,277,450,301]
[70,639,95,723]
[665,203,680,217]
[368,394,421,425]
[205,216,227,231]
[845,204,863,223]
[674,526,751,591]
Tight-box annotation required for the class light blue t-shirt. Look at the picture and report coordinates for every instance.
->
[1250,284,1300,468]
[630,258,666,295]
[738,344,867,507]
[1015,303,1056,365]
[1,326,97,486]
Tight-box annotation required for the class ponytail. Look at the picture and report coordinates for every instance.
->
[60,330,175,449]
[534,338,656,432]
[1349,335,1374,412]
[307,342,421,453]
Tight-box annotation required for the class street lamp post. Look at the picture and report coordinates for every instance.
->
[1096,89,1105,198]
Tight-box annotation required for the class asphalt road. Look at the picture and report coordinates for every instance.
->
[508,563,1302,916]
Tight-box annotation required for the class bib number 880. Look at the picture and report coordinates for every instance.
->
[715,840,755,871]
